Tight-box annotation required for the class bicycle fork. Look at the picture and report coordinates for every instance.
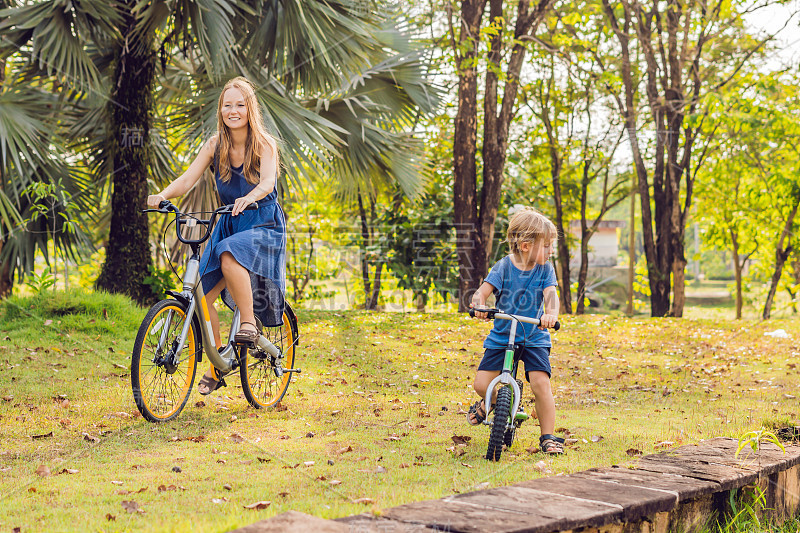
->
[483,318,523,428]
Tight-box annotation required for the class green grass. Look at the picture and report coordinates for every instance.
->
[1,290,799,532]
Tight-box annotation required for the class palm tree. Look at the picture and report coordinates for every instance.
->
[0,0,438,303]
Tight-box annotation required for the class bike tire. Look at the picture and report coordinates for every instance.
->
[131,299,199,422]
[503,422,519,448]
[486,386,512,461]
[239,304,298,409]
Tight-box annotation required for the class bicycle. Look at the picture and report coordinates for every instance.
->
[131,200,300,422]
[468,307,560,461]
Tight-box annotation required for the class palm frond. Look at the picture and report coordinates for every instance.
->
[0,0,119,90]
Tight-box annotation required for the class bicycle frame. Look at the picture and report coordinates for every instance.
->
[481,312,540,427]
[149,202,285,375]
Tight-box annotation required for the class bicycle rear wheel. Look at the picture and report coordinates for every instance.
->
[239,304,298,409]
[486,386,512,461]
[131,299,199,422]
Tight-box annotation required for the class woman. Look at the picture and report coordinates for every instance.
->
[146,76,286,395]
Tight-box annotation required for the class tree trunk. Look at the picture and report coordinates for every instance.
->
[452,0,486,311]
[95,9,156,305]
[543,99,571,314]
[357,192,374,309]
[0,239,11,298]
[730,229,743,320]
[762,197,800,319]
[0,54,11,298]
[452,0,552,311]
[576,233,591,314]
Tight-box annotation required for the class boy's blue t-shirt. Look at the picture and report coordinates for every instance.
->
[483,256,558,349]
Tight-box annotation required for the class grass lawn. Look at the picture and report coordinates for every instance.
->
[1,290,799,532]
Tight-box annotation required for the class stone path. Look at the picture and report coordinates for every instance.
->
[234,437,800,533]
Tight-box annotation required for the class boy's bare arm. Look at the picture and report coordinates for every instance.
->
[470,282,495,320]
[540,286,559,329]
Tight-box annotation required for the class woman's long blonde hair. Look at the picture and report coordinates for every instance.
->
[215,76,280,184]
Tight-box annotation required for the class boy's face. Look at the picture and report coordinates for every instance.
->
[520,238,554,265]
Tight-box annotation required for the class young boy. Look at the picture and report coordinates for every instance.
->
[467,207,564,454]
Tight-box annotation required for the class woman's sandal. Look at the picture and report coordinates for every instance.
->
[467,400,488,426]
[540,434,566,455]
[234,321,260,347]
[197,369,227,396]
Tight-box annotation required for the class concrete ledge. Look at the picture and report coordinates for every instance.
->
[234,438,800,533]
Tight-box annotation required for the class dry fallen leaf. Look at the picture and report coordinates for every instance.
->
[590,435,604,443]
[451,435,472,445]
[106,514,116,522]
[111,481,124,486]
[35,465,51,477]
[335,445,353,455]
[351,498,375,505]
[121,500,144,514]
[626,448,643,456]
[303,461,315,467]
[30,431,53,440]
[229,433,244,443]
[58,468,79,475]
[223,484,232,491]
[329,480,342,486]
[243,501,271,510]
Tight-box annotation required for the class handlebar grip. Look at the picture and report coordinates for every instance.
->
[553,321,561,331]
[468,307,498,319]
[159,200,171,209]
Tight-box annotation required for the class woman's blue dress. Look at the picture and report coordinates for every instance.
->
[199,161,286,327]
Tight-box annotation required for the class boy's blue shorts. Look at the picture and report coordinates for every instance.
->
[478,345,551,379]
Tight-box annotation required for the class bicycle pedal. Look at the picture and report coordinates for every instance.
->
[232,339,257,349]
[514,411,529,422]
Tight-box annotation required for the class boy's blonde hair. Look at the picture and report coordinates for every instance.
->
[506,207,557,255]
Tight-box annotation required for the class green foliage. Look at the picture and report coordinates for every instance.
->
[142,264,177,299]
[735,428,786,458]
[377,181,459,308]
[1,288,144,334]
[23,266,55,294]
[720,486,768,533]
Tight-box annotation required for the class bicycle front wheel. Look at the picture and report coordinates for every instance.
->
[486,386,512,461]
[131,299,199,422]
[239,304,298,409]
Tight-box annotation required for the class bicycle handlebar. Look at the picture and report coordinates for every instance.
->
[468,307,561,331]
[143,200,259,245]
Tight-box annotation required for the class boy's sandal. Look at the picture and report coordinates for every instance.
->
[540,434,565,455]
[234,321,260,346]
[197,369,227,396]
[467,400,488,426]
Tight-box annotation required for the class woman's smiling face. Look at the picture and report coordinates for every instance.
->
[221,87,248,130]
